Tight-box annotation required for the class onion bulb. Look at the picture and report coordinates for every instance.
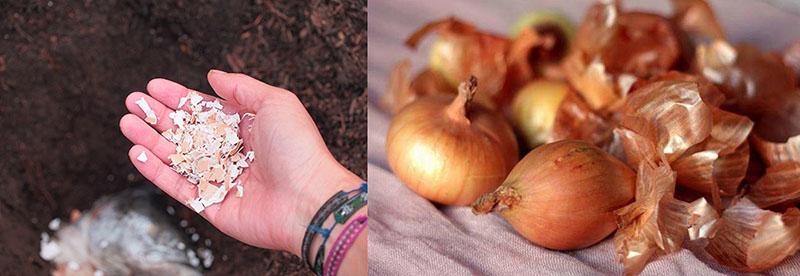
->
[472,140,635,250]
[386,77,519,205]
[510,80,569,148]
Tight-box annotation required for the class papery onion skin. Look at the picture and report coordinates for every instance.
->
[705,198,800,272]
[600,12,680,77]
[387,78,519,205]
[696,42,798,122]
[619,80,712,162]
[551,90,614,147]
[383,60,456,114]
[748,162,800,210]
[472,140,635,250]
[407,17,511,109]
[510,80,569,148]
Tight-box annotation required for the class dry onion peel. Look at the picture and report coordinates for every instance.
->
[670,0,726,42]
[619,80,712,162]
[687,197,718,240]
[705,197,800,272]
[563,52,620,111]
[748,162,800,209]
[386,77,518,205]
[551,89,614,148]
[751,133,800,167]
[473,140,635,250]
[613,159,691,276]
[671,107,752,198]
[406,17,510,109]
[382,60,454,113]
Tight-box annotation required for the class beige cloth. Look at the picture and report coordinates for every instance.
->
[368,0,800,275]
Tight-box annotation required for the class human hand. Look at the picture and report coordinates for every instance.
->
[120,70,362,256]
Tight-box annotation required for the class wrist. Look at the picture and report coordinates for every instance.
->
[284,160,362,256]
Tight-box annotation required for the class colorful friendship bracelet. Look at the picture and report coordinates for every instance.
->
[301,183,364,269]
[324,215,368,276]
[301,183,368,273]
[313,190,368,275]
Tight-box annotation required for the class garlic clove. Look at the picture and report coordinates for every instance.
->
[705,197,800,272]
[747,161,800,209]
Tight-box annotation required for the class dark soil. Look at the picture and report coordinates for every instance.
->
[0,0,366,275]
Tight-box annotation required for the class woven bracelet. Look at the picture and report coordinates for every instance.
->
[301,183,367,271]
[323,215,368,276]
[313,188,368,275]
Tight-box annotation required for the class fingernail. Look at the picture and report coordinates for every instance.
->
[209,69,228,75]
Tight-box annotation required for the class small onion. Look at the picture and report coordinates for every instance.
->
[386,77,519,205]
[472,140,635,250]
[509,80,569,148]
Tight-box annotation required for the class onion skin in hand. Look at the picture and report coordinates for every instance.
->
[386,77,519,205]
[472,140,635,250]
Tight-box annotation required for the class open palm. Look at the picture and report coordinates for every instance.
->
[120,70,361,255]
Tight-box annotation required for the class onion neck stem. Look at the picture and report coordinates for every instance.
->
[471,185,520,214]
[446,76,478,125]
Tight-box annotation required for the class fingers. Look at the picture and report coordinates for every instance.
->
[207,69,291,112]
[128,145,195,205]
[124,92,176,132]
[147,78,240,114]
[120,114,176,164]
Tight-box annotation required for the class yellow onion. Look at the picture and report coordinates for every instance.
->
[406,17,511,109]
[382,59,455,113]
[386,77,519,205]
[472,140,635,250]
[705,197,800,272]
[509,80,568,148]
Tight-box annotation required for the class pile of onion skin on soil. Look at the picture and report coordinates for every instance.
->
[383,0,800,274]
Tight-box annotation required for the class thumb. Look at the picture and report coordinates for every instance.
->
[207,70,291,112]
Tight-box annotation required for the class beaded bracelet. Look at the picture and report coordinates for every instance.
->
[301,183,367,272]
[313,189,368,275]
[324,215,368,276]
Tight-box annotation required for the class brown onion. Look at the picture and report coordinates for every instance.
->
[386,77,519,205]
[472,140,635,250]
